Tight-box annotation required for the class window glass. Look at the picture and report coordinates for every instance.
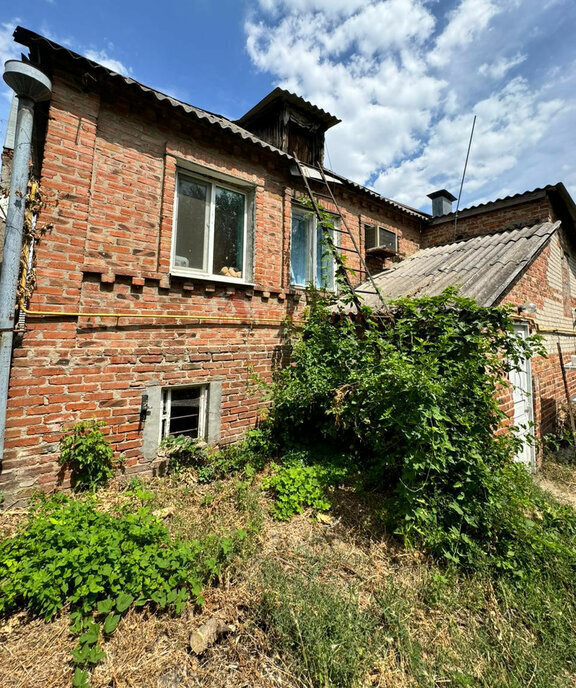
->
[213,186,245,277]
[378,227,397,251]
[175,176,208,270]
[316,221,334,289]
[290,212,308,286]
[365,225,377,250]
[291,209,336,290]
[173,171,249,280]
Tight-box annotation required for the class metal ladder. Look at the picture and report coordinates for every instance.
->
[292,154,389,318]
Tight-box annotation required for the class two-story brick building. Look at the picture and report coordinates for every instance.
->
[1,27,575,502]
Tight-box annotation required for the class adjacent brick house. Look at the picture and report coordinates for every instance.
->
[366,185,576,467]
[1,27,575,501]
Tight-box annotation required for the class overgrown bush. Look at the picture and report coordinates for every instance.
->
[265,288,576,575]
[0,492,245,686]
[59,420,121,491]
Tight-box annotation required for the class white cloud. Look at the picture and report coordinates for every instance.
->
[245,0,576,209]
[83,49,131,76]
[429,0,501,68]
[478,53,527,80]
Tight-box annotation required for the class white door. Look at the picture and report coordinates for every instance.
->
[510,323,535,468]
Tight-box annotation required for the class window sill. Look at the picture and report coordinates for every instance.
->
[289,284,336,295]
[170,268,254,288]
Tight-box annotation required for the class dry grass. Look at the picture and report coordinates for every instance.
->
[2,467,576,687]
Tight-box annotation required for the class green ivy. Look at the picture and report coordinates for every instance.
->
[59,420,121,491]
[0,493,245,685]
[161,427,271,482]
[265,287,576,577]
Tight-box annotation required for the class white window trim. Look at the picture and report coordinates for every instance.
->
[171,168,254,284]
[160,385,208,442]
[290,207,339,291]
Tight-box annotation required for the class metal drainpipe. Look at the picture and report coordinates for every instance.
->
[0,60,51,461]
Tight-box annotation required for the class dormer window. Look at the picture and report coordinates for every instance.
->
[236,88,340,166]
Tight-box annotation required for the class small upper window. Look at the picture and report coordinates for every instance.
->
[365,225,398,253]
[290,208,337,290]
[173,171,248,280]
[161,386,207,440]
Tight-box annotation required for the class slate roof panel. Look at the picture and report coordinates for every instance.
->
[359,221,560,309]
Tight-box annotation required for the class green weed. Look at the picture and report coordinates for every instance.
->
[59,420,121,491]
[0,492,245,685]
[257,563,379,687]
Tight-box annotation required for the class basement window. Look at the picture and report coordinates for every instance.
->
[161,386,207,440]
[290,208,338,290]
[172,170,251,281]
[365,225,398,253]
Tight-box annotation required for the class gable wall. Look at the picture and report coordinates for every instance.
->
[498,230,576,444]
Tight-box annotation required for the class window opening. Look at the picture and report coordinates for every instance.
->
[161,386,207,440]
[290,208,337,289]
[365,225,397,252]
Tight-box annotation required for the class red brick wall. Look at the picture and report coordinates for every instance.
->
[0,70,421,501]
[498,230,576,453]
[423,197,553,248]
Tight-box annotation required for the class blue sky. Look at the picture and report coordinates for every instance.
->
[1,0,575,211]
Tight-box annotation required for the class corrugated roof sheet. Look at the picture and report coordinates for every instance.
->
[357,221,560,309]
[13,26,429,221]
[236,86,341,129]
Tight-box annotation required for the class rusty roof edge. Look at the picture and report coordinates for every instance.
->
[12,26,293,157]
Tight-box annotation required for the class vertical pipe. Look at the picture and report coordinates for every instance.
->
[0,95,35,458]
[0,60,51,466]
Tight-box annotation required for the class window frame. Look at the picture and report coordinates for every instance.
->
[290,206,339,291]
[160,385,208,442]
[171,168,252,283]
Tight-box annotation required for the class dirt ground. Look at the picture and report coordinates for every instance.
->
[1,462,575,688]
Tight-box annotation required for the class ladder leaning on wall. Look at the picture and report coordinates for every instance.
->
[292,154,390,319]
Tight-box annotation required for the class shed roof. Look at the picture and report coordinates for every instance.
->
[360,221,560,308]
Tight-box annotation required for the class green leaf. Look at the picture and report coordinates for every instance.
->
[72,668,90,688]
[79,623,100,646]
[96,598,113,615]
[116,593,134,613]
[103,613,121,635]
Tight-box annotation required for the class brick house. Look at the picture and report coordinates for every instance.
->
[1,27,575,501]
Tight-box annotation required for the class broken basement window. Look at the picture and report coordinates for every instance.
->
[161,386,207,440]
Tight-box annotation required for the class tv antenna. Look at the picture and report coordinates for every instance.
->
[454,115,476,239]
